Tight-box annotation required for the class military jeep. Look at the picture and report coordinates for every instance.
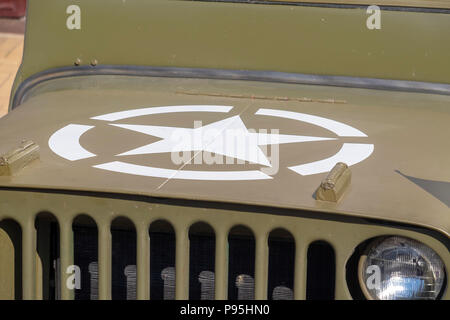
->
[0,0,448,300]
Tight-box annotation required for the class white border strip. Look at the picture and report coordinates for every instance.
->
[256,108,367,137]
[94,161,272,180]
[289,143,374,175]
[91,105,233,121]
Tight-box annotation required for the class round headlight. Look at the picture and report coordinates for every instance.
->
[358,236,446,300]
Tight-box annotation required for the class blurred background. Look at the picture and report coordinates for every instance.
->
[0,0,26,118]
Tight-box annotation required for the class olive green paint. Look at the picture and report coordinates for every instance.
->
[10,0,450,110]
[0,190,448,300]
[2,0,449,301]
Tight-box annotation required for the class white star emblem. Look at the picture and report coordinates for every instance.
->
[49,105,374,180]
[111,115,336,167]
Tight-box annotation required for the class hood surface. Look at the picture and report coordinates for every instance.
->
[0,75,449,235]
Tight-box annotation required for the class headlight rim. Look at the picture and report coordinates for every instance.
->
[357,235,446,300]
[358,236,384,300]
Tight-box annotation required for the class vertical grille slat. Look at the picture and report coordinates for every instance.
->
[136,224,150,300]
[98,223,112,300]
[22,219,36,300]
[293,238,308,300]
[175,227,189,300]
[214,229,228,300]
[255,233,269,300]
[60,220,74,300]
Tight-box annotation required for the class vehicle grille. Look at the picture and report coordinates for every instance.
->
[69,224,333,300]
[0,189,447,300]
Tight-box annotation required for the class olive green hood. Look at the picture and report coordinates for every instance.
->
[0,75,449,236]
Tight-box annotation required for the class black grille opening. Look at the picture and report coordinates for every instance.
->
[306,241,336,300]
[73,217,139,300]
[150,220,176,300]
[35,213,59,300]
[268,228,295,300]
[73,215,98,300]
[111,217,136,300]
[189,222,215,300]
[228,225,255,300]
[0,219,22,300]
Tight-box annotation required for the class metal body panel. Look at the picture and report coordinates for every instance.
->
[10,0,450,109]
[230,0,450,9]
[0,189,448,300]
[1,75,449,236]
[1,0,449,301]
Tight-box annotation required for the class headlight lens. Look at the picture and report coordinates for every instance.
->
[359,236,446,300]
